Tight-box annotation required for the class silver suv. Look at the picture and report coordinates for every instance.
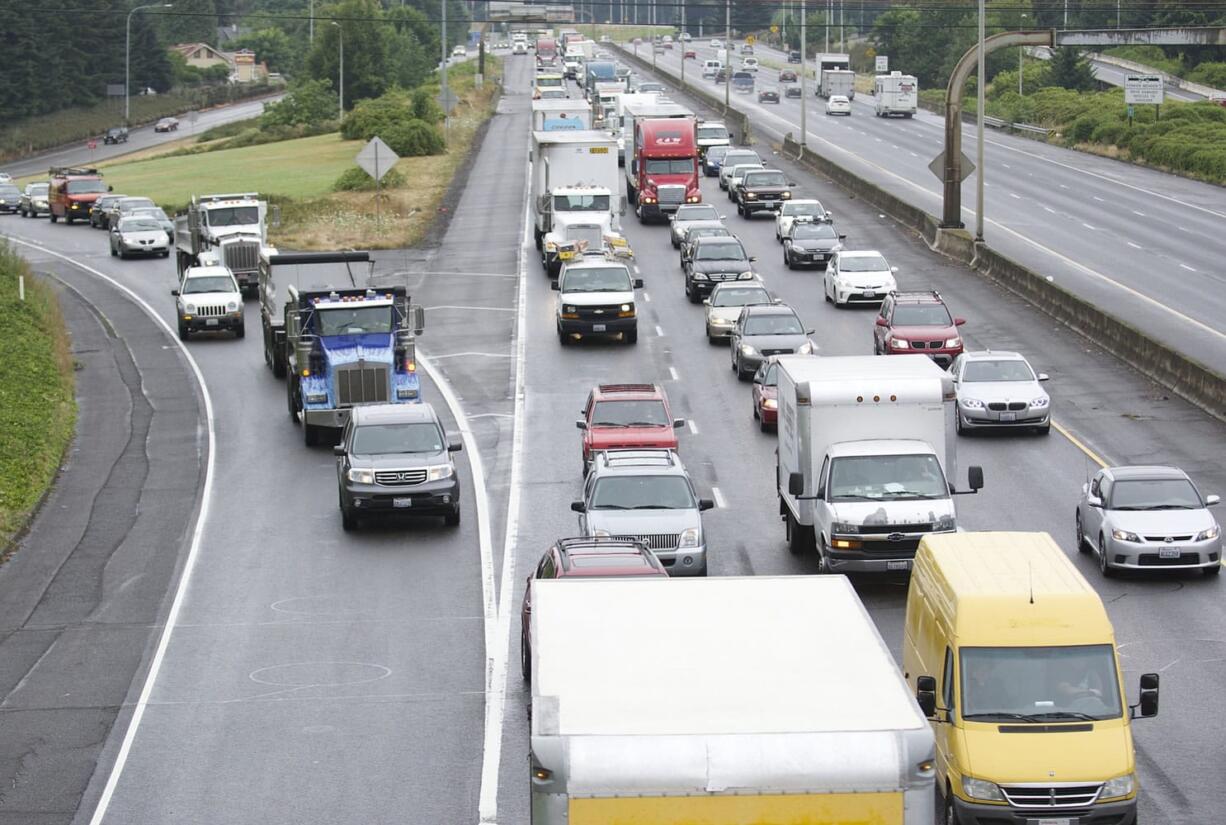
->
[570,449,714,576]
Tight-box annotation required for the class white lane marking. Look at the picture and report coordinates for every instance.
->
[475,152,532,825]
[643,291,652,302]
[2,237,217,825]
[656,324,665,336]
[1180,263,1197,272]
[1127,241,1143,250]
[1093,196,1105,202]
[422,351,514,360]
[418,271,518,278]
[668,366,680,381]
[1132,210,1146,217]
[688,419,700,435]
[910,152,919,158]
[712,486,727,509]
[1009,192,1022,200]
[424,305,516,312]
[891,144,900,150]
[1059,184,1069,189]
[1178,226,1193,233]
[1002,163,1011,169]
[1042,206,1056,213]
[1082,223,1096,230]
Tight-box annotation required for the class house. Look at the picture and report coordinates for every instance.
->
[170,42,232,71]
[169,42,269,83]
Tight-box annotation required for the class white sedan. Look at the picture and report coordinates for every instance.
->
[825,95,852,115]
[823,250,897,306]
[709,39,722,49]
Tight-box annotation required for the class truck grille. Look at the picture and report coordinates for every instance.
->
[223,239,260,273]
[999,784,1102,809]
[335,364,389,406]
[194,305,228,318]
[987,401,1028,411]
[657,185,685,205]
[849,523,934,534]
[614,533,679,550]
[375,469,427,486]
[577,305,621,320]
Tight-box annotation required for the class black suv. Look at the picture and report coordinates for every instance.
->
[734,168,794,217]
[334,403,462,530]
[103,126,129,145]
[684,235,756,303]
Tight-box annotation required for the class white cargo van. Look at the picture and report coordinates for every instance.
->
[776,354,983,570]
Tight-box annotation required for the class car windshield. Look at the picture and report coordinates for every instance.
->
[697,125,729,141]
[120,198,155,212]
[706,146,729,162]
[744,172,786,187]
[133,208,170,221]
[840,255,890,272]
[563,265,631,292]
[1110,478,1203,510]
[793,223,837,240]
[696,241,745,261]
[961,645,1123,722]
[590,475,696,509]
[351,422,444,455]
[316,306,394,336]
[66,180,107,194]
[783,202,824,217]
[182,276,237,294]
[28,184,49,195]
[962,359,1035,382]
[554,193,610,212]
[0,186,19,197]
[893,304,952,326]
[722,152,759,169]
[591,400,669,427]
[744,313,803,336]
[675,204,719,222]
[121,219,163,232]
[206,206,258,226]
[828,454,948,500]
[731,165,763,178]
[712,286,770,307]
[688,227,730,242]
[644,159,694,174]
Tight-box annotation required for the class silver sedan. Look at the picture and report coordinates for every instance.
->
[668,203,724,248]
[1076,465,1221,578]
[110,216,171,259]
[951,351,1050,435]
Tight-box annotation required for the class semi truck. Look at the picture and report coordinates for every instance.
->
[530,130,625,275]
[264,251,426,446]
[527,575,936,825]
[627,115,700,222]
[531,99,591,131]
[815,52,855,99]
[775,354,983,570]
[175,193,275,296]
[875,71,918,117]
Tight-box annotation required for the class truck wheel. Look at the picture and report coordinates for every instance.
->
[272,347,287,379]
[287,377,301,422]
[303,423,320,447]
[533,226,542,250]
[235,322,245,339]
[50,213,57,223]
[520,637,531,683]
[444,507,461,527]
[785,511,806,556]
[625,328,637,344]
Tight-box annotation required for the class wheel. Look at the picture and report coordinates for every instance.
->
[1036,424,1051,436]
[1098,535,1117,578]
[955,411,965,435]
[340,495,358,531]
[671,236,680,249]
[815,536,832,574]
[785,510,812,556]
[533,226,542,250]
[760,417,771,433]
[50,213,57,223]
[736,354,750,381]
[177,321,189,341]
[625,328,638,344]
[1075,511,1089,554]
[943,789,956,825]
[730,351,738,372]
[752,400,759,420]
[235,323,245,339]
[736,203,743,216]
[110,245,117,257]
[287,376,301,422]
[520,636,531,683]
[161,250,170,258]
[558,328,569,346]
[784,249,793,269]
[303,423,320,447]
[444,507,461,526]
[1206,563,1221,577]
[707,333,719,345]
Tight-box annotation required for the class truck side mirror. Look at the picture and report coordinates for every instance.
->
[270,204,281,228]
[575,420,588,430]
[407,304,426,335]
[550,281,560,291]
[108,185,114,192]
[570,500,585,513]
[633,278,644,289]
[787,472,804,497]
[916,675,938,718]
[1133,673,1159,718]
[333,445,346,456]
[967,465,984,492]
[170,289,180,296]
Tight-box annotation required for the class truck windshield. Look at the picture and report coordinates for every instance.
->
[644,159,693,174]
[351,422,444,455]
[591,400,669,427]
[66,180,107,194]
[744,172,787,188]
[590,476,696,510]
[697,125,729,141]
[536,76,564,88]
[554,194,610,212]
[206,206,259,226]
[562,266,630,292]
[961,645,1123,722]
[828,454,948,501]
[317,306,394,336]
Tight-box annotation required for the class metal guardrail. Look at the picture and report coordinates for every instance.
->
[1011,122,1052,136]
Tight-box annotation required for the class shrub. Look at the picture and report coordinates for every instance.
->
[332,165,407,191]
[1067,115,1098,144]
[383,119,445,156]
[261,78,338,128]
[341,92,413,141]
[410,88,445,124]
[1090,121,1128,147]
[1186,62,1226,89]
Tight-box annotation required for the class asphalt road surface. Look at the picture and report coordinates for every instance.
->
[2,53,1225,824]
[626,40,1226,377]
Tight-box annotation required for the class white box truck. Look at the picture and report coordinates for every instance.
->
[819,68,856,100]
[875,72,918,117]
[776,354,983,570]
[530,130,625,271]
[528,575,936,825]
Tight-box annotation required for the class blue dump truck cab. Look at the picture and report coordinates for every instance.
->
[284,278,426,446]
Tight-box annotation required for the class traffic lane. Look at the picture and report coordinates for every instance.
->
[5,204,489,824]
[3,95,279,179]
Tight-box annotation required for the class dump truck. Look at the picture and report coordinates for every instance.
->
[175,192,276,296]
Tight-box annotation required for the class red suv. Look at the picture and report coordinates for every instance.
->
[520,536,667,681]
[577,384,685,474]
[873,290,965,368]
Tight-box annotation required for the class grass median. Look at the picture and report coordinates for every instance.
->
[0,243,76,558]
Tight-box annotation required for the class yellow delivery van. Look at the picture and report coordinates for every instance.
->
[903,531,1159,825]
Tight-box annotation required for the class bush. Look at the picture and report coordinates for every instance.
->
[341,92,413,141]
[410,88,445,124]
[261,78,338,129]
[332,165,407,191]
[1067,115,1098,144]
[1186,62,1226,89]
[383,119,444,156]
[1090,121,1128,147]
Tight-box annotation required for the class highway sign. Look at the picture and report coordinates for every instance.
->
[929,150,975,183]
[746,34,756,45]
[1125,74,1164,105]
[437,88,460,113]
[770,25,779,34]
[356,136,400,182]
[875,55,889,73]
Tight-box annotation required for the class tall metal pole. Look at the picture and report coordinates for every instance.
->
[309,0,314,44]
[824,0,829,52]
[724,0,730,112]
[800,0,807,148]
[126,4,172,125]
[679,0,686,88]
[441,0,449,146]
[975,0,985,241]
[839,0,843,53]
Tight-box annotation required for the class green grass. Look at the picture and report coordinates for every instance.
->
[0,243,76,555]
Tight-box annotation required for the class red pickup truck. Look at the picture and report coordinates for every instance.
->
[576,384,685,474]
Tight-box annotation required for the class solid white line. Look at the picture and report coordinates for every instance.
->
[711,486,727,509]
[1093,196,1105,202]
[1042,206,1056,213]
[3,237,217,825]
[475,147,532,825]
[424,305,516,312]
[1001,163,1011,169]
[1127,242,1143,250]
[1009,192,1022,200]
[1180,263,1197,272]
[1082,223,1096,230]
[656,324,665,336]
[668,366,679,381]
[1132,210,1146,217]
[687,419,699,435]
[643,291,651,302]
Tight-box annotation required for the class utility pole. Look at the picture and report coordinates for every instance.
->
[800,0,807,148]
[724,0,731,112]
[679,0,686,88]
[126,4,173,124]
[839,0,843,52]
[825,0,829,52]
[309,0,314,44]
[441,0,449,146]
[976,0,985,242]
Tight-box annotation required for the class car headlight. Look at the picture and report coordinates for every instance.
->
[1195,524,1220,541]
[1031,396,1050,408]
[678,527,700,548]
[890,338,909,350]
[780,190,791,199]
[692,272,708,280]
[740,344,757,356]
[545,241,557,252]
[427,463,454,481]
[1100,773,1136,801]
[962,777,1005,803]
[830,521,856,535]
[184,304,197,314]
[762,398,778,409]
[347,468,374,484]
[738,271,754,279]
[936,514,956,531]
[1112,528,1142,543]
[745,192,757,200]
[960,398,984,410]
[945,337,962,348]
[710,316,733,326]
[798,341,814,355]
[226,302,238,312]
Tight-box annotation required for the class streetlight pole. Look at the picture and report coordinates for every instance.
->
[679,0,686,89]
[724,0,731,112]
[825,0,830,53]
[441,0,449,146]
[126,3,173,124]
[309,0,314,44]
[976,0,985,242]
[800,0,807,148]
[330,21,343,120]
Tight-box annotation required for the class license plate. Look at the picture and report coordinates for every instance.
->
[393,497,413,508]
[861,291,876,298]
[887,560,910,571]
[1159,547,1181,559]
[1000,412,1016,422]
[1028,819,1074,825]
[205,318,219,326]
[592,323,606,332]
[558,251,574,259]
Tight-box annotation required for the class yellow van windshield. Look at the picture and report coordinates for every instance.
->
[960,645,1122,722]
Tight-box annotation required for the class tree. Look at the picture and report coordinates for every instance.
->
[305,0,388,109]
[232,27,297,75]
[156,0,219,45]
[1048,47,1097,91]
[261,77,338,127]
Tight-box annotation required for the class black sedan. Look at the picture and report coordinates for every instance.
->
[783,221,846,269]
[0,184,22,214]
[758,89,780,104]
[785,85,803,99]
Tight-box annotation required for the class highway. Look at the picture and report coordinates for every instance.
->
[1,54,1225,825]
[626,40,1226,379]
[1087,57,1205,102]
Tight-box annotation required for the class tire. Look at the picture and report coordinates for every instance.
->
[1075,511,1089,554]
[161,250,170,258]
[1098,535,1117,578]
[955,411,965,436]
[444,507,461,527]
[177,321,189,341]
[785,510,812,556]
[760,417,771,433]
[303,423,320,447]
[235,323,245,339]
[50,213,57,223]
[735,354,750,381]
[110,245,117,257]
[288,376,301,422]
[707,334,719,345]
[558,328,569,346]
[671,236,680,249]
[815,536,832,574]
[533,226,542,250]
[1036,424,1051,436]
[520,636,531,683]
[340,495,358,531]
[943,789,956,825]
[1206,563,1220,577]
[625,328,638,344]
[784,249,793,269]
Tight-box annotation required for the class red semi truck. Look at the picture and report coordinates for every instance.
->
[625,114,700,223]
[536,37,558,68]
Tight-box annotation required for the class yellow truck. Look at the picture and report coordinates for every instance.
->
[528,576,936,825]
[903,531,1159,825]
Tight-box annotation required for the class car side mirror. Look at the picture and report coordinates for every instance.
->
[954,317,966,326]
[875,317,888,327]
[633,278,644,289]
[1206,494,1220,506]
[698,498,715,511]
[839,234,847,240]
[748,256,757,262]
[448,440,463,452]
[570,501,585,513]
[702,298,710,305]
[787,472,804,497]
[967,465,984,492]
[673,418,685,428]
[170,289,180,296]
[916,675,938,718]
[806,328,815,335]
[788,181,797,187]
[550,281,560,291]
[1087,494,1103,508]
[333,445,345,456]
[1037,373,1050,382]
[1133,673,1160,718]
[575,420,588,430]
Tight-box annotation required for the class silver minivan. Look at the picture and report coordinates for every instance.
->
[571,449,714,576]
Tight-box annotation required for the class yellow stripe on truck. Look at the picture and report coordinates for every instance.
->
[570,791,903,825]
